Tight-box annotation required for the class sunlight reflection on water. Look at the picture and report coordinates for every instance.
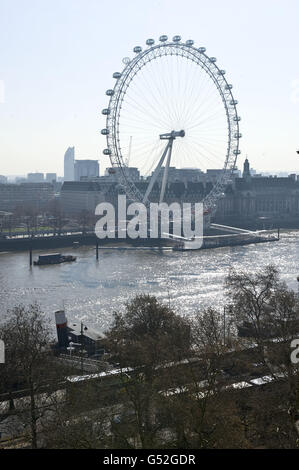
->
[0,231,298,332]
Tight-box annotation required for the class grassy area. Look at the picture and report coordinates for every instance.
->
[2,226,54,233]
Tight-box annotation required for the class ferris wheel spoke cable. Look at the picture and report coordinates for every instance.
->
[152,66,179,125]
[186,89,223,126]
[176,138,209,171]
[122,92,172,131]
[184,140,225,167]
[127,87,177,131]
[133,57,173,125]
[185,112,225,135]
[184,87,224,130]
[181,145,217,170]
[186,108,228,132]
[183,137,223,164]
[188,131,228,143]
[185,71,223,116]
[187,113,227,129]
[127,74,174,127]
[176,56,185,120]
[182,66,214,118]
[167,56,178,119]
[181,57,205,121]
[131,141,162,162]
[120,119,165,136]
[144,58,179,124]
[160,56,183,124]
[124,68,172,120]
[142,142,165,176]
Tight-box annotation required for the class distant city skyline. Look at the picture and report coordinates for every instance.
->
[1,0,299,175]
[3,164,298,182]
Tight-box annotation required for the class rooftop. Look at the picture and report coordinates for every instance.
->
[68,322,106,342]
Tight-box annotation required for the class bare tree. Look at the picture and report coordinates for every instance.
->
[104,295,191,448]
[155,307,248,449]
[225,265,299,443]
[0,304,65,448]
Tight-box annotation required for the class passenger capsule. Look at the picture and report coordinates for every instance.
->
[209,57,217,63]
[218,70,226,75]
[173,35,181,42]
[198,47,206,53]
[146,38,155,46]
[225,84,233,90]
[106,89,114,96]
[233,149,241,155]
[113,72,121,79]
[101,129,109,135]
[102,108,110,115]
[185,39,194,46]
[230,100,238,105]
[103,149,112,155]
[234,132,242,139]
[159,35,168,42]
[133,46,142,53]
[234,116,241,122]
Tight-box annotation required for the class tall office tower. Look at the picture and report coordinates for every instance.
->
[74,159,99,181]
[64,147,75,181]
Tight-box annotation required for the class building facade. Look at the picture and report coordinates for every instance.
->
[104,166,140,182]
[45,173,57,183]
[74,160,99,181]
[60,159,299,228]
[0,175,7,184]
[27,172,44,183]
[216,176,299,225]
[60,181,117,214]
[0,183,55,212]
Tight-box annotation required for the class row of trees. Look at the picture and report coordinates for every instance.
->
[0,202,95,237]
[0,265,298,448]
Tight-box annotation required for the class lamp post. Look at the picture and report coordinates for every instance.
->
[223,306,226,346]
[67,345,75,357]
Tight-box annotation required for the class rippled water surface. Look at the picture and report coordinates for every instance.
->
[1,231,299,332]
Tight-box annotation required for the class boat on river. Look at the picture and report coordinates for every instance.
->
[33,253,76,266]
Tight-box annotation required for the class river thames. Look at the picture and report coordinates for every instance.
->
[0,230,299,333]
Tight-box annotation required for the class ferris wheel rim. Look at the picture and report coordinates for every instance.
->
[102,37,241,211]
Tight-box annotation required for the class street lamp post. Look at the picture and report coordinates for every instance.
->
[223,305,233,346]
[223,306,226,346]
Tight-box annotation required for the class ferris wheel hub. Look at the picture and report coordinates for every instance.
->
[160,130,185,140]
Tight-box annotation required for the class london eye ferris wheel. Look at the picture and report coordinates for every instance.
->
[101,35,241,212]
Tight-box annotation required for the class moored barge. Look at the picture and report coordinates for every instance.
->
[33,253,76,266]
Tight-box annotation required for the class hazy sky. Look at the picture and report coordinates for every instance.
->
[0,0,299,176]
